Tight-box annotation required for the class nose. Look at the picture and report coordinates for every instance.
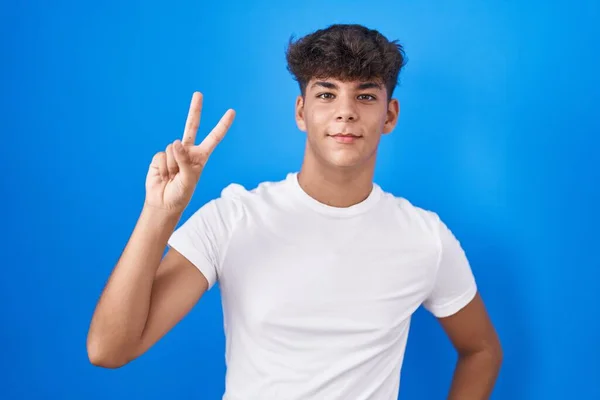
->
[335,96,358,122]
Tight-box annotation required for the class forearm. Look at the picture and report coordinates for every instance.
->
[87,205,181,366]
[447,349,502,400]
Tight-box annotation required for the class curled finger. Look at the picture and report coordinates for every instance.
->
[166,143,179,180]
[155,152,168,181]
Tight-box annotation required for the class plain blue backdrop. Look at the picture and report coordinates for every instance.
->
[1,0,599,399]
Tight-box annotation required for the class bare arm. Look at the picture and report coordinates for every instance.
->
[438,293,503,399]
[86,92,235,368]
[86,206,208,368]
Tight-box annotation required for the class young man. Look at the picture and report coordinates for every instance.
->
[87,24,502,399]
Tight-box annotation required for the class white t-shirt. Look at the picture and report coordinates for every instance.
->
[168,172,477,400]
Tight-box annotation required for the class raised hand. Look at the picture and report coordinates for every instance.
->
[144,92,235,213]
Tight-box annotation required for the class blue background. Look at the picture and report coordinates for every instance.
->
[2,0,598,399]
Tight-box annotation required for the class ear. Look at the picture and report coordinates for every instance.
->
[295,95,307,132]
[382,98,400,135]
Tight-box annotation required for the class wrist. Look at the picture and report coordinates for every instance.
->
[140,203,183,229]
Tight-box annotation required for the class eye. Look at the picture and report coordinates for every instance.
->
[317,92,335,99]
[357,94,376,101]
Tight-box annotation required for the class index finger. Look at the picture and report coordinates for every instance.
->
[182,92,203,145]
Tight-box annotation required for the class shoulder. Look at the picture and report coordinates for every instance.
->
[379,189,443,236]
[206,173,293,217]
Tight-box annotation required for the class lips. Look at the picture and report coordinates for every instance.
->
[329,133,362,144]
[329,133,361,138]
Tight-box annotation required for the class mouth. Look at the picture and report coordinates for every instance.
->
[328,133,362,144]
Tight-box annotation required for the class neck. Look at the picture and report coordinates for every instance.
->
[297,152,376,208]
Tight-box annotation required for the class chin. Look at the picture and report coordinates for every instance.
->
[306,139,372,169]
[324,155,365,169]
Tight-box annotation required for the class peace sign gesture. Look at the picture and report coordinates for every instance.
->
[144,92,235,213]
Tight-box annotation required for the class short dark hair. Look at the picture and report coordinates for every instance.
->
[285,24,407,100]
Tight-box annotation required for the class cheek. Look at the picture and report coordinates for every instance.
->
[370,108,389,130]
[305,107,330,130]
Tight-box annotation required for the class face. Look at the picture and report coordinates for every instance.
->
[295,77,399,170]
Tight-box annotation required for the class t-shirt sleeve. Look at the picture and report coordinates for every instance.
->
[167,184,244,290]
[422,214,478,318]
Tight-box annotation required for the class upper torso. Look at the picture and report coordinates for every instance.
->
[168,172,476,400]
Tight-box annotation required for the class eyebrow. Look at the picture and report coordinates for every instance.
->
[310,81,383,91]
